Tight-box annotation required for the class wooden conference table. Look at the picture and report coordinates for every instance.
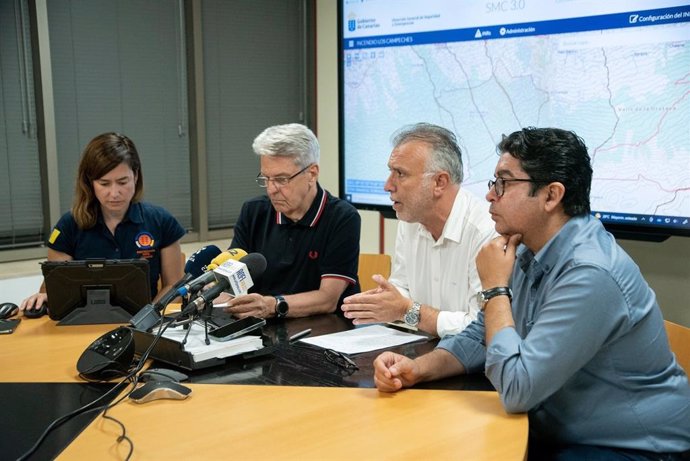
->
[1,313,528,460]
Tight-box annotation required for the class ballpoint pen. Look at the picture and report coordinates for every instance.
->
[289,328,312,342]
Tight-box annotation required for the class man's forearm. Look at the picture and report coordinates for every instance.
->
[415,348,466,383]
[483,296,515,345]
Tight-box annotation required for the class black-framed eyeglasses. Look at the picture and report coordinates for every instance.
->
[256,164,310,188]
[324,349,359,371]
[488,177,543,197]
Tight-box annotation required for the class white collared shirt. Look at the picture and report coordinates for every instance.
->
[389,188,497,337]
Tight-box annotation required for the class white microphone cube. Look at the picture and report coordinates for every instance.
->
[213,260,254,296]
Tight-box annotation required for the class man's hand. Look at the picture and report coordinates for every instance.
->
[373,351,420,392]
[341,274,409,324]
[476,234,522,289]
[224,293,274,319]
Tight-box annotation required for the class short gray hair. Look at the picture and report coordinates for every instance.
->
[252,123,320,167]
[391,123,463,184]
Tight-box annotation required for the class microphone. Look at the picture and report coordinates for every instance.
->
[176,248,248,297]
[207,248,248,271]
[129,245,222,331]
[186,253,267,312]
[153,245,223,308]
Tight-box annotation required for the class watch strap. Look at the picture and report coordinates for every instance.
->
[274,295,289,318]
[480,286,512,310]
[403,301,421,327]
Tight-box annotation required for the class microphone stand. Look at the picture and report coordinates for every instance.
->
[178,294,196,346]
[200,297,216,345]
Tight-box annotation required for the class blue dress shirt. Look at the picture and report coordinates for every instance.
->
[438,214,690,452]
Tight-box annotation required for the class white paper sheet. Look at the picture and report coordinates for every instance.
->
[299,324,428,355]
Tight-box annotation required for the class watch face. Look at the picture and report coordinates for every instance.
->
[404,303,420,326]
[475,292,485,310]
[277,301,288,315]
[275,296,289,318]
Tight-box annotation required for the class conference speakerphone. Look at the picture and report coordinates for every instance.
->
[77,327,135,381]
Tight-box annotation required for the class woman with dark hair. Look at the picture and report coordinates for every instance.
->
[20,132,186,316]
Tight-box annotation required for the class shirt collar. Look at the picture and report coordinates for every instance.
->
[417,188,470,244]
[275,183,327,227]
[517,214,588,276]
[96,202,143,226]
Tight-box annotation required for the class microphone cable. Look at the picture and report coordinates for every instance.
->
[17,314,182,461]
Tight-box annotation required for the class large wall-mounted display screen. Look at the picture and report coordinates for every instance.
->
[339,0,690,239]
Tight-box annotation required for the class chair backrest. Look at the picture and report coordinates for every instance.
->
[665,320,690,374]
[358,253,392,292]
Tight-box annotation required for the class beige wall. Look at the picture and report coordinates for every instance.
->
[315,0,689,327]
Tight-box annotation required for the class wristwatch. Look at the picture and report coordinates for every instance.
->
[403,301,421,327]
[274,295,289,319]
[477,286,512,310]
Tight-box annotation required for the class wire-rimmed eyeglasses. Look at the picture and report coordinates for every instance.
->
[256,164,310,188]
[488,177,543,197]
[324,348,359,371]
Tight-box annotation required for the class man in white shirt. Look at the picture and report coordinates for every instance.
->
[341,123,496,337]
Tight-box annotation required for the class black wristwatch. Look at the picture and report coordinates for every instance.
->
[274,295,289,319]
[477,286,512,310]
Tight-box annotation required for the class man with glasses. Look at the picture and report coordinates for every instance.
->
[342,123,496,337]
[372,127,690,460]
[219,123,361,319]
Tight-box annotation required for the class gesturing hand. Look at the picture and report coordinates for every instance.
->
[341,274,410,325]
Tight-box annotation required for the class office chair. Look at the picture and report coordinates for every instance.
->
[358,253,392,292]
[665,319,690,375]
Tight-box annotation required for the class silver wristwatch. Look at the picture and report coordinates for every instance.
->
[403,301,421,327]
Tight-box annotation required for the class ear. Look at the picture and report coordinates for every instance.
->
[432,171,451,196]
[308,163,319,183]
[543,182,565,212]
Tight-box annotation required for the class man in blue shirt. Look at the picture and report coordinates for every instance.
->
[373,127,690,460]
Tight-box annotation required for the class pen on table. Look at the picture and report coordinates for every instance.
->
[289,328,312,342]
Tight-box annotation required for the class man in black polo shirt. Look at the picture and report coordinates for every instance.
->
[221,123,361,319]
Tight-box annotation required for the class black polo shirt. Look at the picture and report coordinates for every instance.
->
[231,183,361,309]
[47,202,186,297]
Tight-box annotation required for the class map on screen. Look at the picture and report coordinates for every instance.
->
[339,0,690,237]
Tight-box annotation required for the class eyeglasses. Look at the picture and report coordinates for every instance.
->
[256,164,310,188]
[488,177,543,197]
[324,349,359,371]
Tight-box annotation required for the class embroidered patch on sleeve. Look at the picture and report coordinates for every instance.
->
[48,228,61,244]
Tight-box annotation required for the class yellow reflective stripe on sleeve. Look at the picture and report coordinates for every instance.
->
[48,228,61,244]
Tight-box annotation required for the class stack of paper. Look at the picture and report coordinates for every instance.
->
[299,324,427,354]
[157,322,263,362]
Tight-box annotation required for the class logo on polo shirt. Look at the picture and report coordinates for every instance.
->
[308,250,319,260]
[135,232,155,250]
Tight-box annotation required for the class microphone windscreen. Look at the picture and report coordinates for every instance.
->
[184,245,222,277]
[226,248,248,260]
[206,248,246,271]
[240,253,267,280]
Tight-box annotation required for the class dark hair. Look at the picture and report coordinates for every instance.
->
[497,127,592,216]
[391,122,464,183]
[73,132,143,228]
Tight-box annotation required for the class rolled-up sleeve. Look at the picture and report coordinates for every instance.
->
[436,313,489,374]
[485,265,629,413]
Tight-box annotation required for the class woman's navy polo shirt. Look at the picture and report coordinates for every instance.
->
[47,202,186,297]
[231,184,361,309]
